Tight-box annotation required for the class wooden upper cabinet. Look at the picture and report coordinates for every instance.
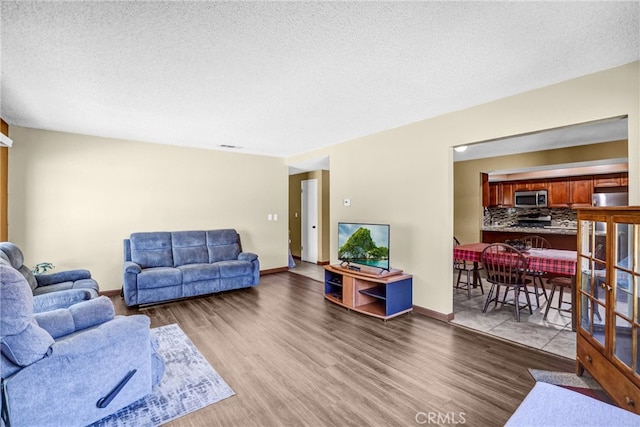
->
[593,172,628,188]
[501,182,514,207]
[484,182,514,207]
[512,181,532,191]
[549,175,594,207]
[547,178,571,207]
[481,173,490,207]
[569,176,593,207]
[485,171,626,209]
[528,179,547,191]
[621,173,628,186]
[487,182,500,207]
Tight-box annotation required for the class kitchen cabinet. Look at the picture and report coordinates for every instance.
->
[547,178,571,207]
[487,182,500,207]
[512,181,533,191]
[621,173,629,186]
[570,176,594,207]
[512,179,546,191]
[594,172,628,188]
[541,176,592,208]
[482,230,576,250]
[485,182,514,207]
[501,182,514,206]
[484,171,624,209]
[575,207,640,414]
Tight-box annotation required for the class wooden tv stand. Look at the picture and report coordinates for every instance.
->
[323,265,412,320]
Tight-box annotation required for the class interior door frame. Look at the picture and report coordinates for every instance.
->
[301,178,318,263]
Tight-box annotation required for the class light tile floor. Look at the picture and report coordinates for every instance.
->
[289,260,326,282]
[288,260,575,359]
[452,273,576,359]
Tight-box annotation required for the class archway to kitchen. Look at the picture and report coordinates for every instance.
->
[452,116,629,359]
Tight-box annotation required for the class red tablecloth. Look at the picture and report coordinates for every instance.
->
[454,243,577,276]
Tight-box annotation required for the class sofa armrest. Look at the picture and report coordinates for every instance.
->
[35,269,92,286]
[50,314,149,357]
[124,261,141,274]
[238,252,258,262]
[122,262,141,306]
[33,289,94,313]
[2,315,155,427]
[34,296,115,339]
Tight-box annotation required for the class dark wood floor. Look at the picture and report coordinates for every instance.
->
[112,272,574,427]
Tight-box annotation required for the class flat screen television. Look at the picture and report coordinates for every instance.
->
[338,222,390,272]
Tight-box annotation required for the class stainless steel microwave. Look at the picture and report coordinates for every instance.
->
[514,190,548,208]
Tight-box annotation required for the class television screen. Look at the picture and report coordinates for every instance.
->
[338,222,390,271]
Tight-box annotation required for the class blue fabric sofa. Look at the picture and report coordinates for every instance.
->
[0,263,165,427]
[123,229,259,306]
[0,241,100,303]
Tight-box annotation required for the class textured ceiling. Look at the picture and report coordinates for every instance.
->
[1,1,639,158]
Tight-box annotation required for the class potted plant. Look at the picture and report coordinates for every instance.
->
[32,262,55,275]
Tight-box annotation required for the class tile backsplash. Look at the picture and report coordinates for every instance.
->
[483,207,577,228]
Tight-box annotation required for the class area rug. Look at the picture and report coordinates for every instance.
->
[528,368,613,404]
[91,323,235,427]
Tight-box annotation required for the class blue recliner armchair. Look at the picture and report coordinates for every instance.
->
[0,242,99,311]
[0,263,165,427]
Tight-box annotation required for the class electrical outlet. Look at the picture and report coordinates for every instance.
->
[268,214,273,221]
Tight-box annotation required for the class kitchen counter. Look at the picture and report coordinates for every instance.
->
[481,227,577,250]
[481,225,577,235]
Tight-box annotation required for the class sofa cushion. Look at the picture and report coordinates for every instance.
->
[130,232,173,268]
[207,229,241,262]
[172,231,208,266]
[32,281,74,295]
[217,260,253,278]
[178,263,220,283]
[137,267,182,290]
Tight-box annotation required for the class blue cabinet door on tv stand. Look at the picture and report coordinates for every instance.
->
[385,278,413,316]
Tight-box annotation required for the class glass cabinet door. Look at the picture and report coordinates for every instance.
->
[578,219,608,347]
[612,220,640,375]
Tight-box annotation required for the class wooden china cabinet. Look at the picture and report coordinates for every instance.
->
[576,207,640,414]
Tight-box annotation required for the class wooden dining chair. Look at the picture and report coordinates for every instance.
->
[522,235,550,308]
[481,243,533,322]
[543,275,573,320]
[453,237,484,299]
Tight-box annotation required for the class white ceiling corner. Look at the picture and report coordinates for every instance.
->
[1,1,638,160]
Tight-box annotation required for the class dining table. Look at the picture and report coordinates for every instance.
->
[453,242,578,329]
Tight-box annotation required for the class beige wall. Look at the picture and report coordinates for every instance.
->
[8,62,639,316]
[288,61,639,317]
[454,140,629,244]
[288,170,330,263]
[8,127,289,292]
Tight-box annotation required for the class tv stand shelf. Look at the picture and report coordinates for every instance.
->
[324,265,412,320]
